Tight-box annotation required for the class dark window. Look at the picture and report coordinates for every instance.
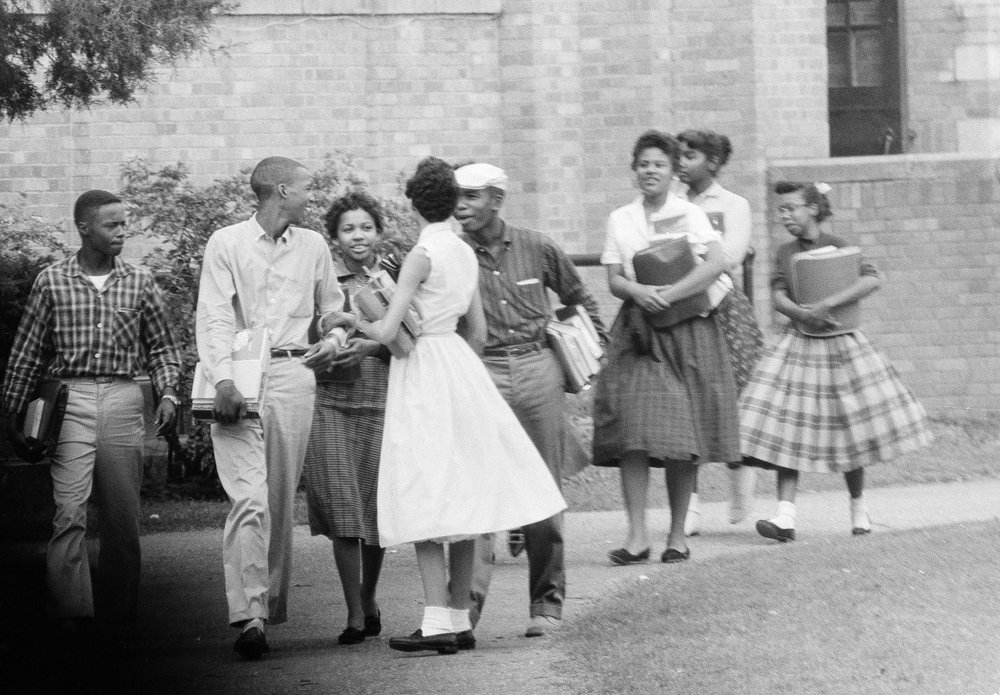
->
[827,0,901,156]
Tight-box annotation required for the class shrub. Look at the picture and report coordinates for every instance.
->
[0,197,68,400]
[119,154,419,487]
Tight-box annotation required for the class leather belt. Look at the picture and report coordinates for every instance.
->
[483,341,544,358]
[62,375,132,384]
[270,349,308,359]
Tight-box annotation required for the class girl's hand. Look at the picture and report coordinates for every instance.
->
[631,284,671,313]
[799,302,841,331]
[330,337,381,369]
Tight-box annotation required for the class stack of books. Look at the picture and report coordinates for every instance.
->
[789,245,862,337]
[546,305,604,393]
[352,269,423,358]
[20,379,68,461]
[632,236,713,328]
[191,326,270,420]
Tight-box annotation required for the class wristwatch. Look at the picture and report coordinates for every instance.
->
[160,393,181,406]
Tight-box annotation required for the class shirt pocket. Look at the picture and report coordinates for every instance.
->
[511,277,548,319]
[114,307,142,348]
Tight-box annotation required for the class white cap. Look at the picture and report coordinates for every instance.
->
[455,163,508,191]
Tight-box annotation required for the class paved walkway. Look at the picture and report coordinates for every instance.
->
[3,479,1000,694]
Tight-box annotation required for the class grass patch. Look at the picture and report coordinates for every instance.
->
[556,521,1000,694]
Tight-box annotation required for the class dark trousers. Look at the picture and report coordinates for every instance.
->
[471,348,565,621]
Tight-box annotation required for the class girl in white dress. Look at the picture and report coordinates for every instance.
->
[359,157,566,655]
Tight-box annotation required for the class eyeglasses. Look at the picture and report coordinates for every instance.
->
[775,203,811,216]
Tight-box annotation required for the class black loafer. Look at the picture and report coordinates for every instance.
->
[608,547,650,565]
[455,630,476,650]
[388,629,458,655]
[234,626,269,659]
[364,609,382,636]
[338,626,366,645]
[756,519,795,542]
[660,547,690,563]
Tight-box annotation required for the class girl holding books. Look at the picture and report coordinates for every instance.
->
[676,128,764,534]
[303,192,391,645]
[741,181,932,541]
[359,157,565,654]
[593,130,741,565]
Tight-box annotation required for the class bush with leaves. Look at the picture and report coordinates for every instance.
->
[0,197,68,392]
[119,153,419,487]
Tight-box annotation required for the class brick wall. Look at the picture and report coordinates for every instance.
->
[766,154,1000,416]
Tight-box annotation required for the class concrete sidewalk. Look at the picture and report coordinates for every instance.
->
[4,478,1000,695]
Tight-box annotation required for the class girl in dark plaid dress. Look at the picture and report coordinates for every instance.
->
[303,192,390,645]
[741,182,932,542]
[677,129,764,533]
[594,130,742,565]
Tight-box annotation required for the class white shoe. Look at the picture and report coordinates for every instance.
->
[684,493,701,537]
[851,505,872,535]
[729,466,757,524]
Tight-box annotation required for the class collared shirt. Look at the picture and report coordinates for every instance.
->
[2,253,181,414]
[601,195,733,305]
[460,222,607,349]
[772,231,880,296]
[196,215,346,386]
[680,180,753,268]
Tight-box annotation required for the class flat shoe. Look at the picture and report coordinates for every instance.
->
[660,547,690,563]
[234,626,269,659]
[338,626,366,645]
[756,519,795,542]
[608,547,650,566]
[455,630,476,650]
[364,609,382,636]
[507,529,526,558]
[389,629,458,655]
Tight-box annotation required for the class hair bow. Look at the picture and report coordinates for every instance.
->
[814,182,832,195]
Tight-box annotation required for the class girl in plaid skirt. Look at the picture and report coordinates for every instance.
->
[741,181,932,542]
[303,192,390,645]
[593,130,742,565]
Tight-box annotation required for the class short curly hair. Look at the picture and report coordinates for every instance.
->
[676,129,733,167]
[774,181,833,222]
[323,190,384,239]
[404,157,457,223]
[630,130,680,170]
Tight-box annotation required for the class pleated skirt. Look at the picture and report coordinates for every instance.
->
[739,328,933,473]
[592,304,741,468]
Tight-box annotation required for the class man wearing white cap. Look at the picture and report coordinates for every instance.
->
[453,162,606,637]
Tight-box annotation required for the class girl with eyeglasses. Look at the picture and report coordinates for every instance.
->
[740,181,932,542]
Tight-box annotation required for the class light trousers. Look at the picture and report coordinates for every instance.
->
[48,379,145,623]
[473,348,566,620]
[212,358,316,626]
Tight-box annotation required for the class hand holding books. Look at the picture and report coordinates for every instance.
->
[352,268,422,358]
[7,379,68,463]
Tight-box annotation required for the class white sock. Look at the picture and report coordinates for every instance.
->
[420,606,453,637]
[449,608,472,633]
[242,617,264,634]
[688,493,700,513]
[850,497,871,527]
[772,501,796,529]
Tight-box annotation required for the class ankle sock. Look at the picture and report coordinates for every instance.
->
[771,501,796,529]
[420,606,453,637]
[449,608,472,633]
[242,618,264,634]
[850,496,871,529]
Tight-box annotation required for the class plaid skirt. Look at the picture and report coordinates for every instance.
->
[739,328,933,473]
[715,287,763,394]
[592,303,741,467]
[302,358,388,544]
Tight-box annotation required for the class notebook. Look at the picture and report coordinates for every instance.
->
[351,270,423,358]
[631,236,713,328]
[191,326,270,420]
[546,305,604,393]
[789,245,862,337]
[19,379,68,462]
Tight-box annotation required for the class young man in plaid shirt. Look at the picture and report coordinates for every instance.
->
[2,189,181,649]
